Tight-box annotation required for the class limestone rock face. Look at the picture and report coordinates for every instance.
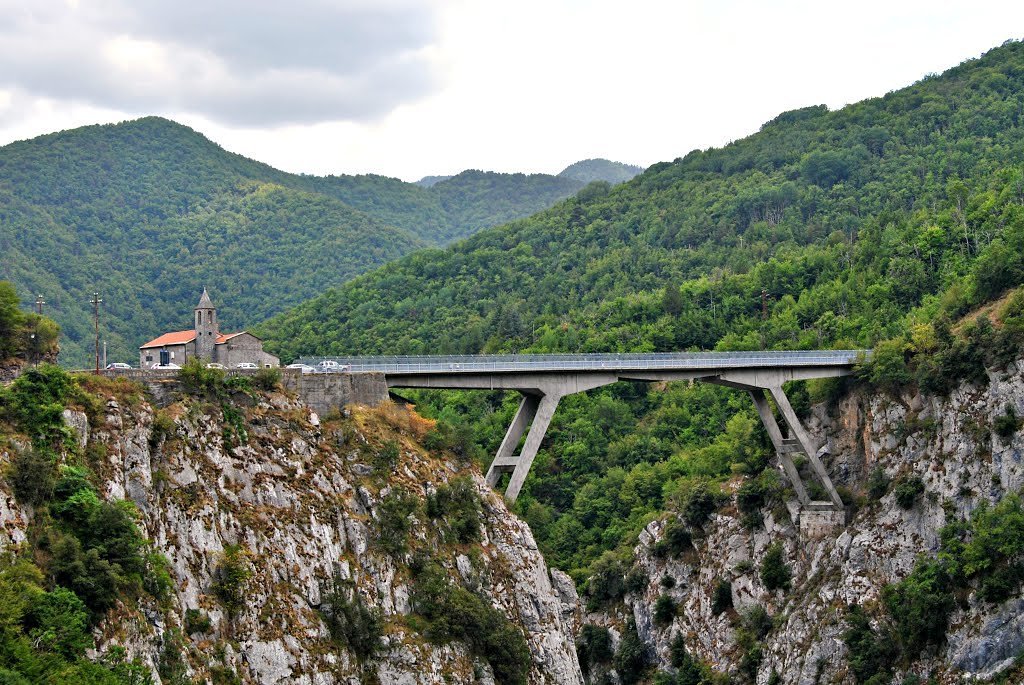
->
[0,388,582,684]
[586,359,1024,684]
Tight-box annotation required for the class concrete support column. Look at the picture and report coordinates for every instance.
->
[485,393,540,486]
[748,389,810,505]
[485,390,563,504]
[503,393,561,504]
[766,385,844,508]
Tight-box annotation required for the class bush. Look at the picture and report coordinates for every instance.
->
[6,448,56,505]
[184,608,211,635]
[866,467,891,500]
[881,559,954,658]
[586,553,626,608]
[668,634,703,685]
[318,574,382,661]
[613,619,648,685]
[423,419,477,461]
[661,517,692,557]
[760,543,792,591]
[741,605,774,639]
[843,604,896,684]
[711,578,733,615]
[994,405,1021,440]
[653,594,677,627]
[413,562,530,685]
[426,477,482,544]
[375,488,420,556]
[178,358,226,396]
[679,481,723,528]
[576,624,613,679]
[953,494,1024,603]
[252,367,281,391]
[624,567,647,594]
[212,545,253,620]
[25,586,92,659]
[1,364,75,448]
[893,475,925,509]
[373,439,400,472]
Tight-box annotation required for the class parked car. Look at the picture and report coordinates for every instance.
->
[316,360,340,372]
[286,363,315,373]
[105,362,132,370]
[206,363,225,369]
[151,363,181,370]
[235,362,259,369]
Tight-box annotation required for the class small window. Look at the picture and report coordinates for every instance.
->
[145,355,153,362]
[170,351,175,359]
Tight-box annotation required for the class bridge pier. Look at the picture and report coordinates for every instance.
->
[485,392,564,503]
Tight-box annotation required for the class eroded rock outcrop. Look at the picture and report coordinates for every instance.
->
[586,359,1024,684]
[1,383,583,684]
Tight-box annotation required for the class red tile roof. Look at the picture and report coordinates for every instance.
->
[140,330,196,349]
[216,332,246,344]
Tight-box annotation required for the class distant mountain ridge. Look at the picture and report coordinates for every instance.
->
[558,158,644,184]
[0,117,597,366]
[416,158,645,190]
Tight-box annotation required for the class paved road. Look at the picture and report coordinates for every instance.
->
[298,350,866,375]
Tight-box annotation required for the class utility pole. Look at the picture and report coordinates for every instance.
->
[90,292,102,374]
[35,295,45,315]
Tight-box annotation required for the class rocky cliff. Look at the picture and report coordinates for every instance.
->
[0,375,583,684]
[583,360,1024,684]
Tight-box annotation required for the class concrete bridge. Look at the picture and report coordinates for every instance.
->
[302,351,865,509]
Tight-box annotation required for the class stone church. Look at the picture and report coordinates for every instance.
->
[139,289,280,369]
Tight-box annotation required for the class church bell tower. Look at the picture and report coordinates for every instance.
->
[194,288,218,360]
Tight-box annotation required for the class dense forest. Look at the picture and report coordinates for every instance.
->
[0,118,616,367]
[258,40,1024,589]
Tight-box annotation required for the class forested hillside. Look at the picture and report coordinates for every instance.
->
[258,40,1024,585]
[0,118,595,366]
[559,158,644,185]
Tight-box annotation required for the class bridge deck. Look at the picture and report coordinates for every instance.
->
[300,350,863,375]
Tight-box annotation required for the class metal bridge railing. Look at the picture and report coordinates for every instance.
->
[296,350,868,375]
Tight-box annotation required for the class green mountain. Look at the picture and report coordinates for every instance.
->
[0,118,586,366]
[257,40,1024,579]
[558,158,644,184]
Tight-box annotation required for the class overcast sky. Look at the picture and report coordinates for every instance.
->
[1,0,1022,181]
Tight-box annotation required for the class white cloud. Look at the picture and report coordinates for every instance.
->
[0,0,440,125]
[0,0,1022,180]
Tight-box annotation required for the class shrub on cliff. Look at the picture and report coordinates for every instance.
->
[426,477,482,544]
[760,543,792,591]
[412,561,530,685]
[882,559,954,658]
[653,594,677,627]
[614,619,648,685]
[576,624,613,679]
[212,545,253,620]
[7,447,57,506]
[893,475,925,509]
[318,575,382,662]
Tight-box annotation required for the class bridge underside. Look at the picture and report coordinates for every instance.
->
[388,366,848,509]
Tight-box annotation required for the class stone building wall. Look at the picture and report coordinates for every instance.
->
[217,333,279,368]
